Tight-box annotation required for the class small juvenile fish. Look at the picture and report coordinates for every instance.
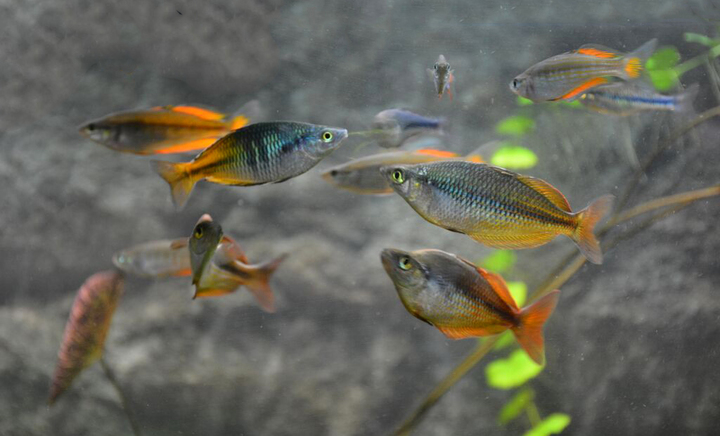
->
[510,39,657,102]
[79,101,259,155]
[372,109,445,148]
[189,215,285,311]
[321,148,483,195]
[112,236,247,279]
[580,82,699,115]
[49,270,125,405]
[428,55,454,100]
[153,122,348,208]
[380,161,614,264]
[381,248,559,365]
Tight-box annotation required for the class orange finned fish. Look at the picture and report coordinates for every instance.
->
[78,101,259,155]
[381,248,559,364]
[382,161,614,264]
[509,39,657,102]
[49,270,125,405]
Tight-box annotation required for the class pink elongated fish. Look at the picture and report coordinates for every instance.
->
[49,270,125,405]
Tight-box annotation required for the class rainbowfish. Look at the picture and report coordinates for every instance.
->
[49,270,125,405]
[580,82,699,115]
[189,215,285,310]
[381,248,559,365]
[321,149,483,195]
[112,236,248,279]
[372,109,445,148]
[380,161,614,264]
[510,39,657,102]
[78,101,260,155]
[428,55,454,100]
[153,122,348,209]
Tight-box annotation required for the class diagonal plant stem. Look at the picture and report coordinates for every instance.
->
[389,183,719,436]
[100,356,142,436]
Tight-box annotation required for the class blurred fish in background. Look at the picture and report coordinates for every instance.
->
[579,82,699,115]
[371,108,445,148]
[428,54,454,100]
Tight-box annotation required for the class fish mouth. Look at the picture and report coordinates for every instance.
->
[380,248,403,274]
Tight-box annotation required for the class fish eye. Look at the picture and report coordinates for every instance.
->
[433,64,438,70]
[194,227,204,239]
[322,131,334,142]
[512,79,519,89]
[330,170,338,177]
[391,169,405,184]
[87,123,96,131]
[398,256,413,271]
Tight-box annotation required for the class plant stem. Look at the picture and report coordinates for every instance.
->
[673,45,720,76]
[525,400,543,428]
[100,357,142,436]
[389,183,719,436]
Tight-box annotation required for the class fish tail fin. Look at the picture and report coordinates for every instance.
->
[228,100,262,130]
[511,290,560,365]
[675,83,700,112]
[621,38,658,80]
[245,254,287,313]
[571,194,614,264]
[151,160,196,209]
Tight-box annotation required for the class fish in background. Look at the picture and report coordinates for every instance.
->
[188,214,285,310]
[372,109,445,148]
[510,39,657,102]
[428,55,454,100]
[579,82,699,115]
[380,161,614,264]
[49,270,125,405]
[78,101,261,155]
[112,236,248,279]
[381,248,559,365]
[153,122,348,209]
[321,148,483,195]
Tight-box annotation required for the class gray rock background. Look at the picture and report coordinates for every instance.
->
[1,0,719,435]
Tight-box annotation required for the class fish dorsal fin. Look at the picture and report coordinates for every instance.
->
[220,235,249,263]
[575,44,621,58]
[169,105,226,121]
[474,266,520,312]
[557,77,609,101]
[455,256,520,312]
[414,149,459,158]
[516,174,572,212]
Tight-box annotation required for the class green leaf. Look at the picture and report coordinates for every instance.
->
[684,32,720,47]
[493,331,515,351]
[496,116,535,136]
[558,100,582,108]
[480,250,516,274]
[491,145,538,169]
[498,389,534,425]
[523,413,572,436]
[648,69,679,91]
[485,349,544,390]
[517,96,534,106]
[646,47,680,70]
[507,281,527,307]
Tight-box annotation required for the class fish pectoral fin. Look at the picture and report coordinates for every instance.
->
[515,175,572,212]
[558,77,609,101]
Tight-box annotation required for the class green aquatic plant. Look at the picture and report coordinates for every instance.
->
[495,115,536,136]
[486,349,543,389]
[524,413,572,436]
[645,32,720,91]
[491,143,539,169]
[479,250,516,274]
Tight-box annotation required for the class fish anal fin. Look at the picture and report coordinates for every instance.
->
[469,232,557,250]
[515,175,572,212]
[194,287,239,299]
[414,149,459,158]
[558,77,609,101]
[153,137,219,155]
[437,325,508,339]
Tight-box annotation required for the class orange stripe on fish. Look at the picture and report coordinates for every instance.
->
[415,149,459,158]
[557,77,608,101]
[576,48,618,58]
[152,137,219,154]
[171,106,226,121]
[624,57,642,79]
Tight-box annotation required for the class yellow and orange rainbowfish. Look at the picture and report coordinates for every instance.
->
[49,270,125,405]
[381,248,559,365]
[381,161,613,264]
[509,39,657,102]
[78,100,260,155]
